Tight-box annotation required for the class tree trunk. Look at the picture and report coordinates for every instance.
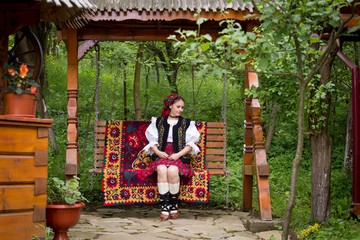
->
[167,71,179,94]
[309,42,338,222]
[30,23,58,154]
[144,66,150,120]
[110,75,116,119]
[134,44,144,121]
[38,97,58,154]
[147,42,182,94]
[282,80,307,239]
[344,101,353,178]
[344,42,358,178]
[51,33,57,57]
[311,130,331,221]
[192,65,196,119]
[154,58,160,84]
[265,103,278,151]
[123,62,128,120]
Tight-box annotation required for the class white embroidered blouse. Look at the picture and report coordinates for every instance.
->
[142,117,201,155]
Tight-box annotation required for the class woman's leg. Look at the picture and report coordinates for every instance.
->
[157,165,170,221]
[157,165,168,183]
[168,166,180,219]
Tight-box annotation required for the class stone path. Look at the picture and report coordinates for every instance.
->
[66,206,283,240]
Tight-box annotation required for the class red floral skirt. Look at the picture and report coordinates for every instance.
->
[143,142,194,178]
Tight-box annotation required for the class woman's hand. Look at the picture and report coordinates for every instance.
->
[157,151,169,159]
[169,153,181,160]
[151,145,169,159]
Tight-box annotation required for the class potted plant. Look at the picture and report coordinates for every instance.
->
[2,63,39,117]
[46,176,88,240]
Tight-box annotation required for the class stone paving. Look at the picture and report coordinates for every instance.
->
[66,205,283,240]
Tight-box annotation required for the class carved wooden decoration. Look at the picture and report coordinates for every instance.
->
[242,74,254,212]
[65,28,79,179]
[242,66,272,220]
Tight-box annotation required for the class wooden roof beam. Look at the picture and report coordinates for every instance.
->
[90,9,258,22]
[59,28,223,41]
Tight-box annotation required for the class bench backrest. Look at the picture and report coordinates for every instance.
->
[91,121,227,175]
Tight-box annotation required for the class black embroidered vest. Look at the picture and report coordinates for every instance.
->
[156,116,191,164]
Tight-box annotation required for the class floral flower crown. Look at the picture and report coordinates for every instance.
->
[161,93,180,117]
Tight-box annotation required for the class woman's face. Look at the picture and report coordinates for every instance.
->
[169,99,185,117]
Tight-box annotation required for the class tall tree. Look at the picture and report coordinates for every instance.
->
[134,43,144,120]
[123,62,128,120]
[264,104,277,151]
[309,40,339,222]
[146,41,184,93]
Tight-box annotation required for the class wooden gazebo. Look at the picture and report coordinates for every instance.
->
[0,2,273,238]
[57,0,272,221]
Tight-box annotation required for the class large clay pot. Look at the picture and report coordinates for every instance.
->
[46,201,85,240]
[5,93,35,117]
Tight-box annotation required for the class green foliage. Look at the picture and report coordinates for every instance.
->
[47,176,88,205]
[307,80,335,133]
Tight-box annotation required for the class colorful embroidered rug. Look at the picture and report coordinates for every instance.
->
[101,120,209,206]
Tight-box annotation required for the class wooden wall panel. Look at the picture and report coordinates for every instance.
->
[0,185,46,211]
[0,156,47,182]
[0,116,51,239]
[0,126,48,153]
[0,212,45,239]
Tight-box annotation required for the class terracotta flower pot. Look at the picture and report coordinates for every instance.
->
[46,201,85,240]
[31,99,38,117]
[5,93,35,117]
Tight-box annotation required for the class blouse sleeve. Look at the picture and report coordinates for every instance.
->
[186,121,201,155]
[142,117,159,155]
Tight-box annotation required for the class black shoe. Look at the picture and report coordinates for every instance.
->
[169,192,180,219]
[159,192,170,221]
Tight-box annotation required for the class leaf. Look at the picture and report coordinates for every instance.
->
[65,194,76,205]
[244,14,256,19]
[15,88,22,95]
[201,42,210,52]
[292,14,301,23]
[237,35,248,44]
[246,32,256,41]
[310,36,320,43]
[348,25,360,33]
[259,58,269,70]
[186,38,195,44]
[196,17,208,26]
[202,34,212,42]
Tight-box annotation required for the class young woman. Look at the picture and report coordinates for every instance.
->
[142,93,200,221]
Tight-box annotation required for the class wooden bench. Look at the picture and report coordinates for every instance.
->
[89,121,228,176]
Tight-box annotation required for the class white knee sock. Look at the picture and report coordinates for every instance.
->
[158,182,169,195]
[169,182,180,194]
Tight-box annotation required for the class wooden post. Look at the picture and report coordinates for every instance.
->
[0,11,8,115]
[248,69,272,220]
[242,67,254,211]
[251,98,272,220]
[242,66,272,220]
[65,28,79,180]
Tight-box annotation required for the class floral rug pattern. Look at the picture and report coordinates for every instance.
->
[101,120,209,205]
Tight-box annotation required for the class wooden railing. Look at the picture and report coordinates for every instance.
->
[242,66,272,220]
